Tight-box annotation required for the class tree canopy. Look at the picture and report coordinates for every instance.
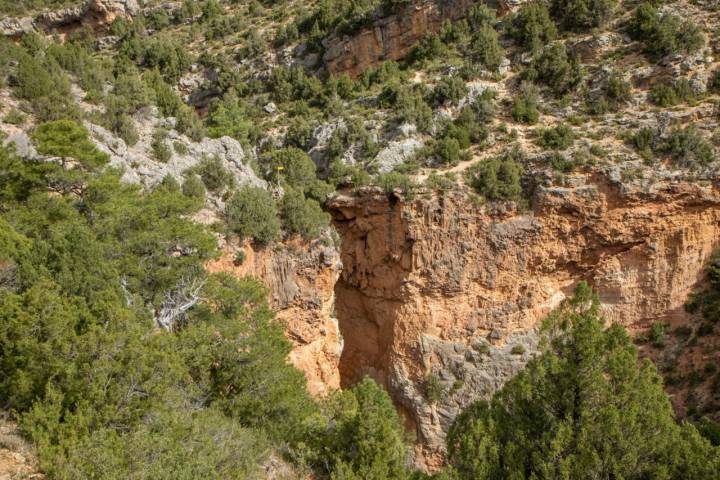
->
[446,283,720,480]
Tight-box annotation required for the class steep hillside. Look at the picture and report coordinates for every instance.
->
[2,0,720,476]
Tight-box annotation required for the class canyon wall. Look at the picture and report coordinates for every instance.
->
[207,239,343,397]
[322,0,508,78]
[327,176,720,469]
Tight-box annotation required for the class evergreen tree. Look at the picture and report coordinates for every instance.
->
[316,377,409,480]
[446,283,720,479]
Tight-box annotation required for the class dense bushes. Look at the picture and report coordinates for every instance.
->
[13,52,80,121]
[225,186,281,244]
[509,2,557,51]
[629,3,705,59]
[590,74,632,113]
[193,155,235,192]
[471,23,505,72]
[663,125,715,169]
[526,42,583,94]
[511,82,541,124]
[312,377,409,479]
[279,189,330,240]
[550,0,617,31]
[0,141,413,478]
[628,124,715,169]
[446,283,720,479]
[465,155,523,201]
[535,123,575,150]
[649,78,695,107]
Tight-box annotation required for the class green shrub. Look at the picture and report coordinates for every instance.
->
[450,105,491,147]
[3,109,25,125]
[157,174,180,193]
[471,24,505,72]
[536,124,575,150]
[195,155,235,192]
[591,74,632,113]
[13,53,79,121]
[509,2,557,52]
[412,32,450,63]
[512,82,541,124]
[206,93,259,143]
[434,136,462,165]
[121,34,192,82]
[151,128,172,163]
[393,86,434,132]
[663,125,715,169]
[233,250,246,266]
[548,151,575,173]
[116,115,140,146]
[629,3,705,59]
[173,141,188,156]
[650,321,668,347]
[267,147,318,188]
[279,189,330,240]
[285,117,317,150]
[182,173,206,199]
[376,172,417,195]
[526,42,583,94]
[33,120,109,169]
[315,377,409,479]
[425,172,456,191]
[226,186,281,244]
[432,75,468,106]
[551,0,617,31]
[629,127,658,161]
[446,283,720,480]
[465,156,523,201]
[649,78,695,107]
[425,373,445,403]
[510,345,526,355]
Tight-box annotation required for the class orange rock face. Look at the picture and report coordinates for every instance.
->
[206,239,343,397]
[323,0,507,78]
[327,178,720,469]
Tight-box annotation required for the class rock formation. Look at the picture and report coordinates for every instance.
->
[1,0,138,37]
[327,176,720,469]
[207,239,343,397]
[322,0,508,78]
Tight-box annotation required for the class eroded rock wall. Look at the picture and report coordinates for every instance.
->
[207,239,343,397]
[328,177,720,469]
[1,0,138,37]
[322,0,508,78]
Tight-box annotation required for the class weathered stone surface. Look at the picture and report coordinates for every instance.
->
[373,137,424,173]
[327,179,720,469]
[322,0,509,78]
[207,238,344,397]
[1,0,138,37]
[87,112,266,190]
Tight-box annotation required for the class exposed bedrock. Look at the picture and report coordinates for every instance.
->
[322,0,509,78]
[327,177,720,469]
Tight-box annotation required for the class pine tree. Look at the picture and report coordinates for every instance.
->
[447,283,720,479]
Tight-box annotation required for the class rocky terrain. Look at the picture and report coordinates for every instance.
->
[328,176,720,467]
[2,0,720,474]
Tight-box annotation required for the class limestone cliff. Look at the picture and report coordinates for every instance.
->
[322,0,508,78]
[0,0,138,38]
[206,239,343,397]
[327,176,720,469]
